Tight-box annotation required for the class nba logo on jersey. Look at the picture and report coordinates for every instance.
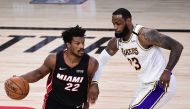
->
[76,70,84,73]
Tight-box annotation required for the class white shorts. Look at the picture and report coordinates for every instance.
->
[129,75,176,109]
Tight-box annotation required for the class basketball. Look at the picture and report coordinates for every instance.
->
[4,76,30,100]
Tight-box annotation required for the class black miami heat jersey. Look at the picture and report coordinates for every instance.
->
[43,51,89,108]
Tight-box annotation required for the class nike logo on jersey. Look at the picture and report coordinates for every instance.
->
[131,40,136,42]
[76,105,82,108]
[59,67,67,70]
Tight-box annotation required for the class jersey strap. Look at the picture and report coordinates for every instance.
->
[133,24,144,36]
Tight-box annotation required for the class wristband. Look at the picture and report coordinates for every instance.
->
[91,81,98,85]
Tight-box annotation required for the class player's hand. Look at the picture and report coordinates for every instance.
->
[83,102,89,109]
[159,69,171,91]
[87,82,99,104]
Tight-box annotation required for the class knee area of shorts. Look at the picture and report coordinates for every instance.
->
[128,106,137,109]
[128,105,146,109]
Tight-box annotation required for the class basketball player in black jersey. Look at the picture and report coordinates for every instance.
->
[20,25,99,109]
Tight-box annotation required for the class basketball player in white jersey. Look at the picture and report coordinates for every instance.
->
[89,8,183,108]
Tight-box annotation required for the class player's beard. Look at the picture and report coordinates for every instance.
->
[115,25,129,38]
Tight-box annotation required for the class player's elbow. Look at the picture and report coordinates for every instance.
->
[174,42,183,55]
[177,42,183,52]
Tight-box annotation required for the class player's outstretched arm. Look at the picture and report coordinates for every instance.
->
[92,37,118,82]
[88,37,119,104]
[20,54,56,83]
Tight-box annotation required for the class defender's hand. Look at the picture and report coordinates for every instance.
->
[83,102,89,109]
[88,83,99,104]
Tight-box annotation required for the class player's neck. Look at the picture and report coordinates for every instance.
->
[64,51,81,67]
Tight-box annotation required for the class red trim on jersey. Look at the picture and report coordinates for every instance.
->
[0,106,34,109]
[42,73,53,109]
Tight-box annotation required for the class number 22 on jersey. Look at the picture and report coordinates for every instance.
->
[65,83,80,91]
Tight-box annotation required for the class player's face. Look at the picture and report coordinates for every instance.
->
[112,15,130,38]
[69,37,85,57]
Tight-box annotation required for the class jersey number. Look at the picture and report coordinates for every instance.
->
[128,57,141,70]
[65,83,80,91]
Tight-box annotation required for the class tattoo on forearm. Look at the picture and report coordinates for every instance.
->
[166,43,183,70]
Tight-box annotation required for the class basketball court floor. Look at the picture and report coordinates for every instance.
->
[0,0,190,109]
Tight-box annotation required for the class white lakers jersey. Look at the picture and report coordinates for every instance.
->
[117,25,166,83]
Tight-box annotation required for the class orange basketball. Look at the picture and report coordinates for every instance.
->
[4,76,29,100]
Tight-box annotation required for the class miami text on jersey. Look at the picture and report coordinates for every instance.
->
[57,73,84,83]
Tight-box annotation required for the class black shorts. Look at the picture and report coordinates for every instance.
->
[45,99,84,109]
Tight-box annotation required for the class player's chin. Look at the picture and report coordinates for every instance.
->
[78,51,84,56]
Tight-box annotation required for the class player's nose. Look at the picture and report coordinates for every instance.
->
[79,43,84,48]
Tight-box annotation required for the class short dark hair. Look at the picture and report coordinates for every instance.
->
[61,25,86,44]
[112,8,132,19]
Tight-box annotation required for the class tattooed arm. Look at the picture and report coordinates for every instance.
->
[139,28,183,88]
[141,28,183,70]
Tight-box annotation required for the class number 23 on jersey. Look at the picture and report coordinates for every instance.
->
[127,57,141,70]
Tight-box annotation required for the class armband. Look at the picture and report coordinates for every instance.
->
[91,81,98,85]
[92,49,111,81]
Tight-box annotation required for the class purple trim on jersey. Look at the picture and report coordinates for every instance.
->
[133,82,165,109]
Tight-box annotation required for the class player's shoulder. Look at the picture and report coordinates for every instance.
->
[139,26,159,39]
[87,56,99,74]
[139,25,157,35]
[47,53,56,59]
[89,56,97,61]
[43,53,57,70]
[88,56,98,66]
[45,53,56,63]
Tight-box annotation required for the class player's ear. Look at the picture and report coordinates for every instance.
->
[126,18,132,24]
[66,42,71,49]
